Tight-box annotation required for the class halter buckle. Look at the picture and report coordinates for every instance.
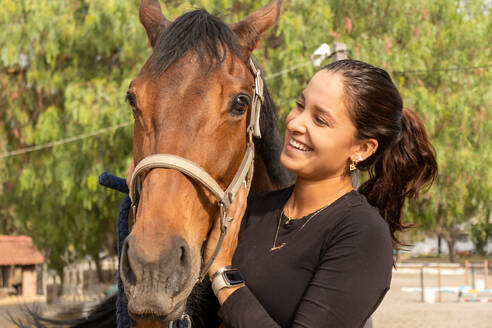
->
[254,71,264,104]
[247,128,254,144]
[219,202,229,233]
[167,312,192,328]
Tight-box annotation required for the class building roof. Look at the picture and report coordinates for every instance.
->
[0,235,44,266]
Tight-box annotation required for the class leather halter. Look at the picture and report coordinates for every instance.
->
[129,58,264,282]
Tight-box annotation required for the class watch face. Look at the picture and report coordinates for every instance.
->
[224,269,244,285]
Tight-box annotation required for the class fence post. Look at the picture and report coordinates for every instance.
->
[437,263,442,303]
[471,263,476,289]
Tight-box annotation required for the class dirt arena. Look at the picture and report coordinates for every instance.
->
[1,266,491,327]
[372,267,492,328]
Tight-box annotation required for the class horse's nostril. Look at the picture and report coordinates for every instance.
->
[120,238,137,287]
[179,246,186,264]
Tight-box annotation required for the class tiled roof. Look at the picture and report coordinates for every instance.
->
[0,236,44,266]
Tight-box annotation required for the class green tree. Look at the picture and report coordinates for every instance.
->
[1,0,490,278]
[470,209,491,256]
[0,0,144,281]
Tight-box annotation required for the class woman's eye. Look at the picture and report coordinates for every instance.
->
[296,101,304,109]
[315,116,328,126]
[229,94,250,116]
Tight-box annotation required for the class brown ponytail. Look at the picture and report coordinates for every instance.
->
[358,108,438,248]
[323,60,438,249]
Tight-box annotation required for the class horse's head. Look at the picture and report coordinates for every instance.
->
[120,0,282,323]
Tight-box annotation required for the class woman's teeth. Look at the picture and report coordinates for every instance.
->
[289,138,313,152]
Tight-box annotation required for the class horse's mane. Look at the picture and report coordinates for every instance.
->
[149,9,293,187]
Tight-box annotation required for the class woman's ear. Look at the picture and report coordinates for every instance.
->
[352,138,378,163]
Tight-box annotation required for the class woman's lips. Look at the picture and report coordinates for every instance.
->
[288,138,314,152]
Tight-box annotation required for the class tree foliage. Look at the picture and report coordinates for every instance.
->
[1,0,491,274]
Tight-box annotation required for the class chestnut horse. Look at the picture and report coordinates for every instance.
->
[121,0,290,326]
[13,1,292,327]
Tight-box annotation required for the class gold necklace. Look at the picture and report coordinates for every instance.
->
[270,204,330,252]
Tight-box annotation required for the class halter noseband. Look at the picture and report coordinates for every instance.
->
[129,58,264,282]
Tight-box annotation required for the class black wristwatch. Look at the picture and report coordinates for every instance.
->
[210,266,245,294]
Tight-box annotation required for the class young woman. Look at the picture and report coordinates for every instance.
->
[204,59,438,327]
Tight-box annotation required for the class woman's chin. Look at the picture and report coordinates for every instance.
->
[280,151,304,176]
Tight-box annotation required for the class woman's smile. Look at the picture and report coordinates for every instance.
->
[287,137,314,152]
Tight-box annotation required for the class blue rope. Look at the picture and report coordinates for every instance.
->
[116,196,131,328]
[98,172,191,328]
[98,172,132,328]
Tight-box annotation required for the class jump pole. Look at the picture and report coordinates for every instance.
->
[465,260,469,286]
[471,263,476,289]
[485,259,489,289]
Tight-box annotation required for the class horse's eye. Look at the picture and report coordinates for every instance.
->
[126,92,140,118]
[229,94,250,116]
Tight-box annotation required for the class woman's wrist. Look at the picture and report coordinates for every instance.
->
[208,262,231,279]
[215,284,244,305]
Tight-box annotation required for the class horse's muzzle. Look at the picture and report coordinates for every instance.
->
[120,234,192,318]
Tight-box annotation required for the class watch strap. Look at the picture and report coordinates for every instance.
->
[210,266,244,295]
[211,273,229,294]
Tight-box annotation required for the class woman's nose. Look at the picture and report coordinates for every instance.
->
[286,109,308,134]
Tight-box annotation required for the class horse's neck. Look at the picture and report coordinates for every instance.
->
[250,150,276,193]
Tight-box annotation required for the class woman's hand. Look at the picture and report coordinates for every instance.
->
[204,182,248,278]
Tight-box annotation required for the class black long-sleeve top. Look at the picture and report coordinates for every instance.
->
[219,186,393,328]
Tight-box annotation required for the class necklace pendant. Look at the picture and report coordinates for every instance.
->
[270,242,286,252]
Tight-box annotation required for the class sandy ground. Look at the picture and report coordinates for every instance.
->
[372,270,492,328]
[1,269,491,327]
[0,296,96,328]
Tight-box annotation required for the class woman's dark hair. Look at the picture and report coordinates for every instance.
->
[322,59,438,249]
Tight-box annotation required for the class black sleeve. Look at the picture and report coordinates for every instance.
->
[219,286,280,328]
[219,209,392,328]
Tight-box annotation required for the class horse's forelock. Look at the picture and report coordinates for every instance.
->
[147,9,246,74]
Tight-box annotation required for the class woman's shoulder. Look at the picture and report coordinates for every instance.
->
[330,191,392,246]
[343,191,388,226]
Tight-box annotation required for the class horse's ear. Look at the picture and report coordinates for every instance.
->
[231,0,282,57]
[139,0,171,48]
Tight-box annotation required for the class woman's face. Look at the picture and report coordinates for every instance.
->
[280,70,358,180]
